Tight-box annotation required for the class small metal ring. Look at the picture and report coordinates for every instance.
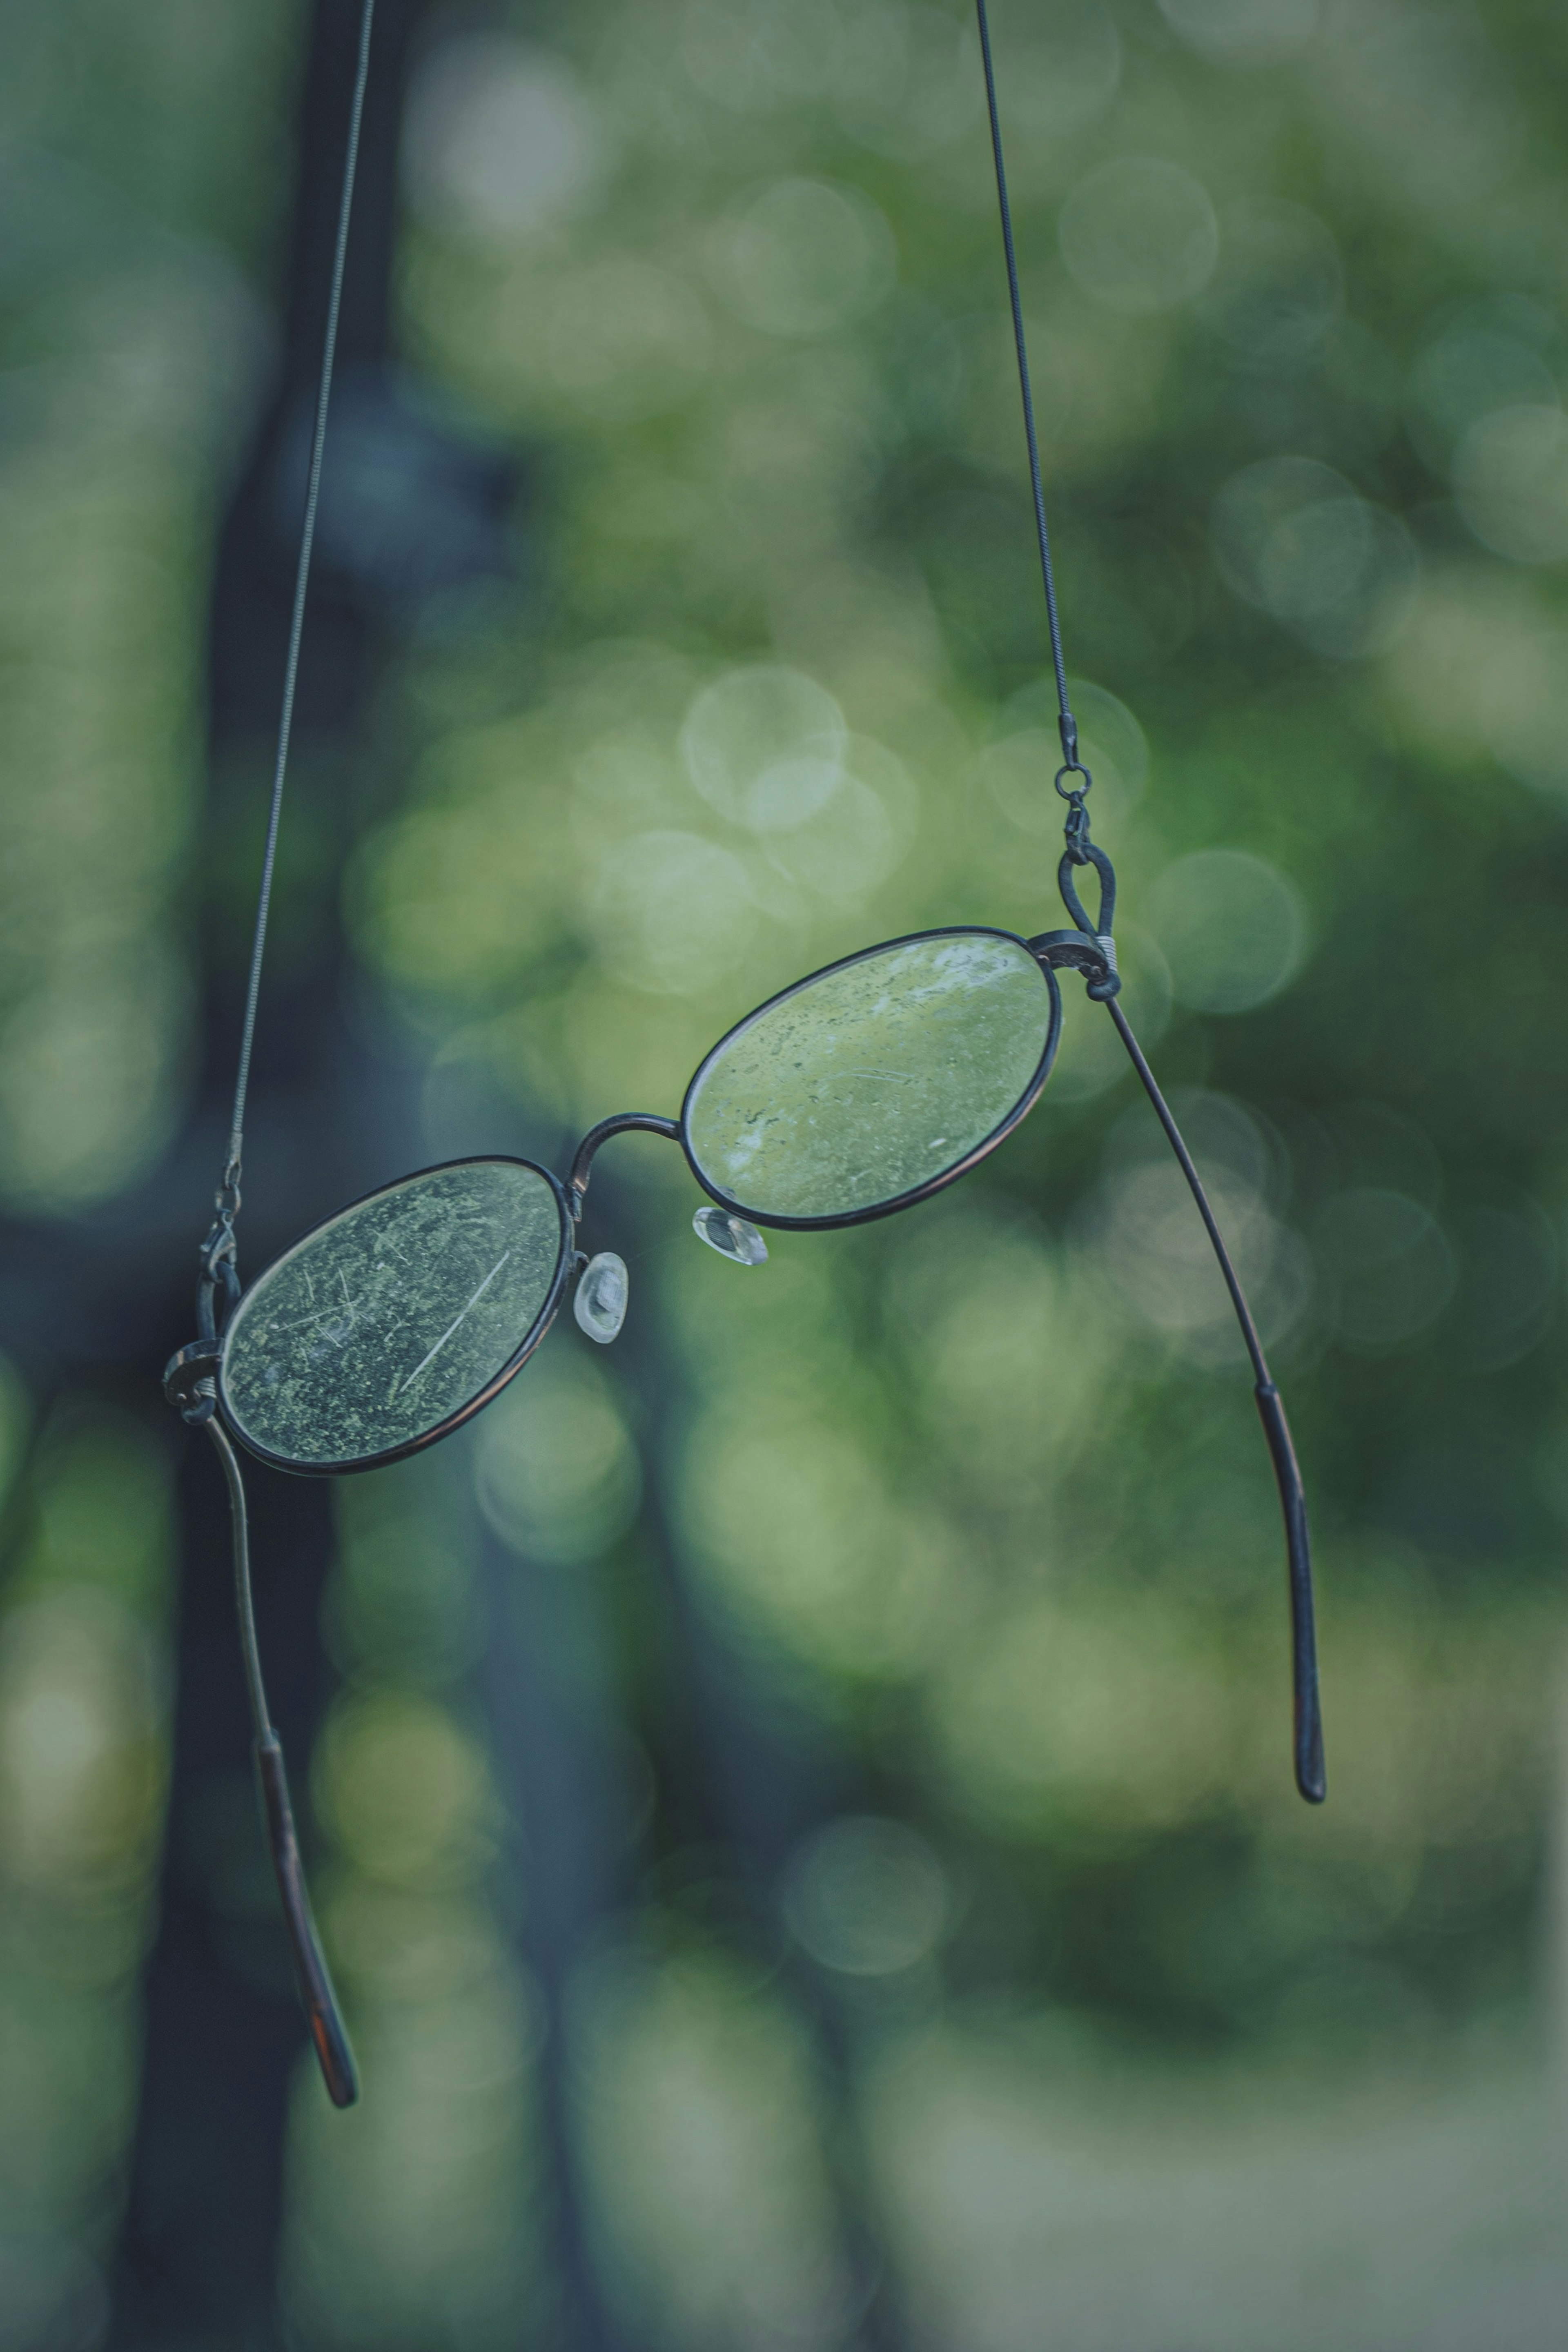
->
[164,1339,223,1426]
[1054,760,1093,802]
[1058,840,1117,942]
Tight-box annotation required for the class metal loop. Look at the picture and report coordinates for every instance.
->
[1086,942,1121,1003]
[196,1222,242,1350]
[1058,840,1117,942]
[1029,927,1112,983]
[164,1339,223,1427]
[202,1216,237,1278]
[1054,760,1093,803]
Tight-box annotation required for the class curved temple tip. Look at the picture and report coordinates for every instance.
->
[1100,1000,1329,1811]
[1253,1381,1328,1810]
[202,1415,359,2101]
[308,2005,361,2111]
[1297,1713,1327,1806]
[254,1735,361,2107]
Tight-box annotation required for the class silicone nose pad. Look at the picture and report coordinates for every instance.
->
[574,1252,629,1342]
[692,1206,768,1265]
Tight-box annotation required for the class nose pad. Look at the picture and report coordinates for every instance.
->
[693,1206,768,1264]
[574,1251,629,1343]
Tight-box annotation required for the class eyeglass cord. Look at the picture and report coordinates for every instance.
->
[974,0,1086,788]
[169,0,377,2111]
[974,0,1325,1803]
[208,0,378,1276]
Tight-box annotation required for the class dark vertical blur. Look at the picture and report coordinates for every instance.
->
[110,4,435,2338]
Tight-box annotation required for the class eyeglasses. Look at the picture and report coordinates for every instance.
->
[220,923,1063,1469]
[167,849,1324,2107]
[225,850,1325,1719]
[164,0,1325,2116]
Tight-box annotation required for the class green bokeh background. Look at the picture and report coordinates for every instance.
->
[3,0,1568,2343]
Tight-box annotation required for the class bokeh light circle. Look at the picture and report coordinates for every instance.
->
[713,178,896,340]
[1058,158,1218,315]
[402,36,606,241]
[1315,1188,1457,1350]
[590,829,756,993]
[1408,295,1562,472]
[1454,406,1568,566]
[1143,849,1306,1015]
[1212,456,1417,657]
[1158,0,1318,65]
[476,1358,642,1565]
[680,666,847,831]
[1199,199,1342,364]
[781,1815,948,1976]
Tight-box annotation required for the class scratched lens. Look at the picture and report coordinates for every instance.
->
[220,1160,569,1470]
[684,931,1056,1223]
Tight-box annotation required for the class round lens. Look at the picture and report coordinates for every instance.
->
[220,1160,570,1471]
[684,931,1057,1225]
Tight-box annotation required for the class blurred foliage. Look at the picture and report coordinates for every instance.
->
[368,0,1568,2001]
[0,0,296,1213]
[5,0,1568,2342]
[0,1395,174,2338]
[0,1,310,2335]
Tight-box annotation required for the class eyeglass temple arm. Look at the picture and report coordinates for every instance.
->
[206,1414,361,2105]
[1105,998,1326,1806]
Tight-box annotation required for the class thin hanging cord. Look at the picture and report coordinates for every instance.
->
[974,2,1323,1804]
[974,0,1078,766]
[219,0,378,1225]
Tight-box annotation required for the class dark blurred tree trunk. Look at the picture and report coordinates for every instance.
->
[560,1161,910,2351]
[479,1513,645,2352]
[109,3,433,2341]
